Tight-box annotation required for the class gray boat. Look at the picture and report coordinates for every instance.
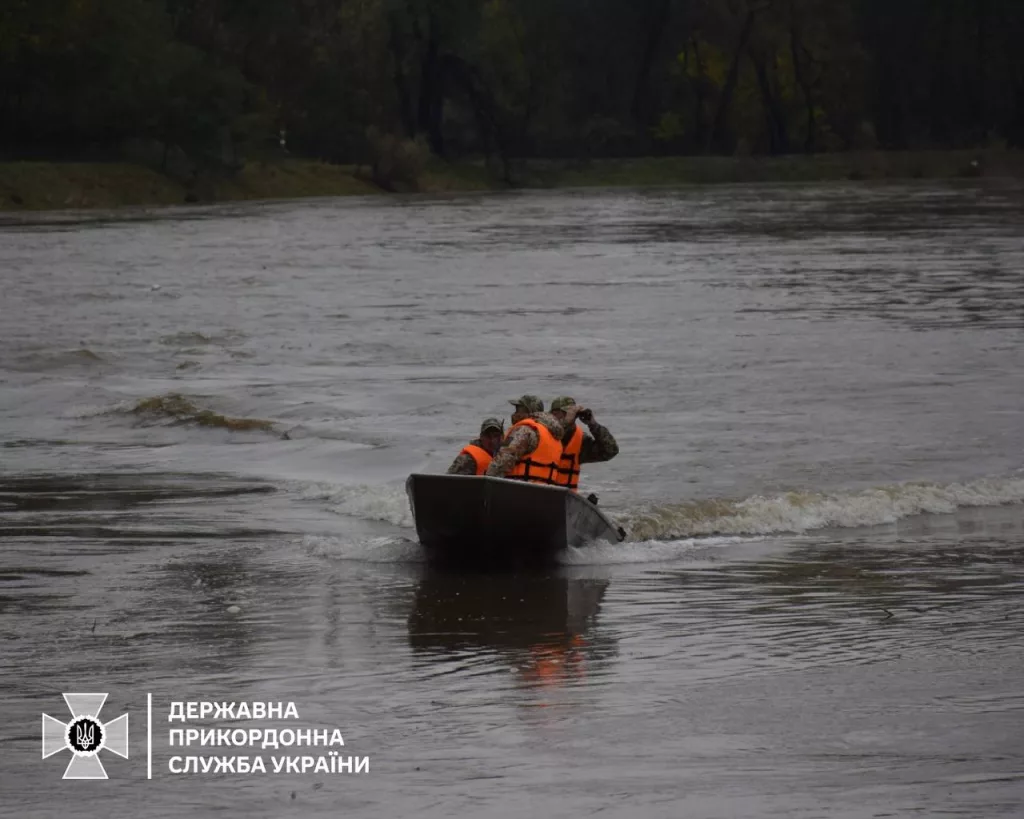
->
[405,473,625,568]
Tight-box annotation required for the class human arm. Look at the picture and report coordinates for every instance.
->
[579,420,619,463]
[566,407,619,464]
[484,425,539,478]
[446,451,479,475]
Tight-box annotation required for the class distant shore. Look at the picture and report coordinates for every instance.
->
[2,150,1021,212]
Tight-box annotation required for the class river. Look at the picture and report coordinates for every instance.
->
[1,180,1023,817]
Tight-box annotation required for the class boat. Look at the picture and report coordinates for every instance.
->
[405,473,625,568]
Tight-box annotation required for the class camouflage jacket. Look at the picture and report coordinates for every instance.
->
[484,413,565,478]
[567,419,619,464]
[447,438,485,475]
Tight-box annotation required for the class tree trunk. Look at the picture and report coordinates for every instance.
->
[446,56,513,182]
[749,48,790,154]
[789,23,816,153]
[386,14,416,138]
[631,0,673,127]
[706,7,758,154]
[975,0,989,140]
[414,11,446,156]
[690,38,707,152]
[929,4,953,145]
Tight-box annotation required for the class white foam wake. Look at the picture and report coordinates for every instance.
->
[290,474,1024,550]
[619,476,1024,541]
[298,482,415,528]
[561,535,754,565]
[301,534,422,563]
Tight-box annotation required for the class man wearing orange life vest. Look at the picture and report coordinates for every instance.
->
[484,394,565,485]
[446,417,505,475]
[549,396,619,491]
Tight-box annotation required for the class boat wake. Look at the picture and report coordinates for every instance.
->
[300,481,415,528]
[302,473,1024,545]
[616,476,1024,541]
[287,473,1024,565]
[560,535,755,565]
[301,534,422,563]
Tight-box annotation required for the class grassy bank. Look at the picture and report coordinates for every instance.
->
[522,149,1023,188]
[0,159,378,211]
[2,150,1021,212]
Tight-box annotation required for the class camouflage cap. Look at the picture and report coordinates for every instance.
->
[480,417,504,434]
[550,396,576,413]
[508,394,544,414]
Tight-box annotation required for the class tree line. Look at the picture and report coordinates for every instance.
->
[2,0,1022,172]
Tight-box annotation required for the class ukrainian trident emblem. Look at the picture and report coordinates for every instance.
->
[42,693,129,779]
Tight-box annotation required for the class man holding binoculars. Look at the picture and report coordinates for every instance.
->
[548,396,619,493]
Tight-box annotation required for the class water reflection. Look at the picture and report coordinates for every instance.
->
[0,472,283,681]
[407,569,615,693]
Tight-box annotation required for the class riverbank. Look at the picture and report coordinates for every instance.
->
[0,159,379,211]
[2,150,1021,211]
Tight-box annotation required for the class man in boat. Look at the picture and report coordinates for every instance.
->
[446,417,505,475]
[483,395,564,484]
[548,396,620,492]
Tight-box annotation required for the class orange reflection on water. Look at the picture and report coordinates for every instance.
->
[519,634,588,691]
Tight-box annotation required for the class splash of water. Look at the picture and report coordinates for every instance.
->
[306,474,1024,542]
[129,392,276,433]
[619,477,1024,540]
[301,534,422,563]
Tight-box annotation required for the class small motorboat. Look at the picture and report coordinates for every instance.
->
[405,473,625,568]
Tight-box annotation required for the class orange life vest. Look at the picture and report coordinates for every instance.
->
[460,444,492,475]
[505,418,562,486]
[554,426,583,491]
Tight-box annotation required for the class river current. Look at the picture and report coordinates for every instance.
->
[1,181,1022,817]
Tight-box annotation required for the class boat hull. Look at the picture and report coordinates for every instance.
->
[405,473,623,568]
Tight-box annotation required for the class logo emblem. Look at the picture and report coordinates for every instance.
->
[42,693,128,779]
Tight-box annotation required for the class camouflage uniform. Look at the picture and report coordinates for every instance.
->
[551,396,619,465]
[446,440,484,475]
[573,418,619,463]
[447,417,505,475]
[484,395,566,479]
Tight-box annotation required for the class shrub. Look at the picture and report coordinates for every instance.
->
[364,127,429,192]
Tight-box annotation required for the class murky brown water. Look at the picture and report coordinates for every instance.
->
[1,181,1023,817]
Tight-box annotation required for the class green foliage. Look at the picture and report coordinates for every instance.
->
[364,126,429,191]
[1,0,1022,166]
[0,0,262,169]
[653,112,687,143]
